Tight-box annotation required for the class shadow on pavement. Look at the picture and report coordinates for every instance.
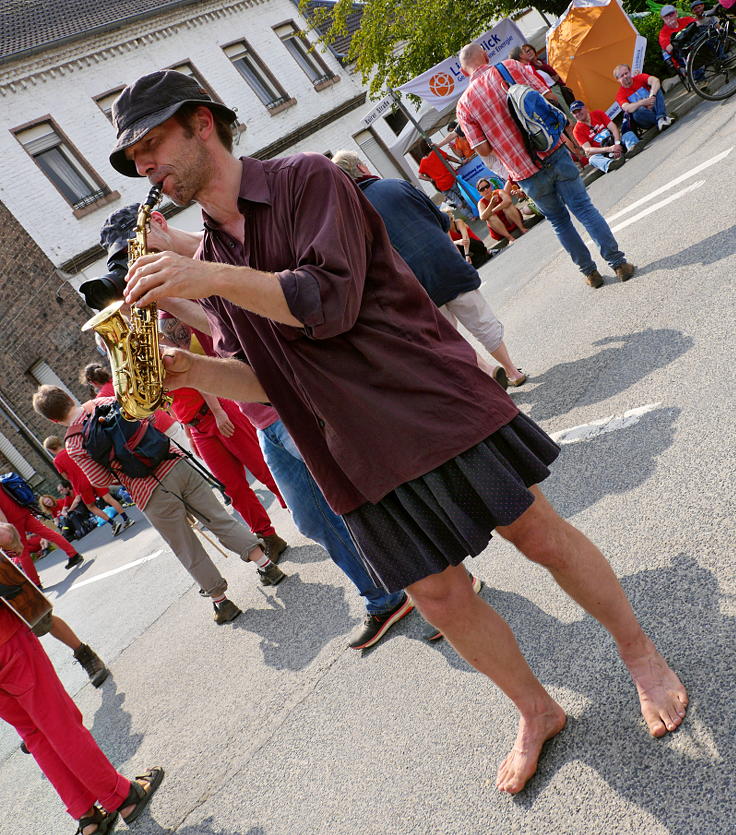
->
[233,574,357,670]
[135,818,263,834]
[513,328,692,422]
[639,224,736,274]
[498,555,735,834]
[278,543,331,566]
[89,679,144,768]
[43,560,94,596]
[544,406,680,519]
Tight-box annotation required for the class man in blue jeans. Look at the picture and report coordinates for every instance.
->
[457,44,636,289]
[613,64,673,133]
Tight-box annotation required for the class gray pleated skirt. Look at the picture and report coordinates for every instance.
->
[342,413,560,593]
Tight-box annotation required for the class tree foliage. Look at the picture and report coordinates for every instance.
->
[303,0,566,99]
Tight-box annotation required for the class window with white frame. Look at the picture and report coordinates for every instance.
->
[29,361,80,405]
[94,87,125,122]
[14,120,110,211]
[168,62,222,102]
[273,22,333,86]
[223,41,290,110]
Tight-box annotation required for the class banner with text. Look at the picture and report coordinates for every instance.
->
[397,19,525,108]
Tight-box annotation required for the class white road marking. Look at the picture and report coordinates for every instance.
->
[550,403,662,445]
[583,180,704,245]
[69,550,164,590]
[606,146,732,222]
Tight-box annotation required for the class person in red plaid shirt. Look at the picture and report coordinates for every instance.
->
[456,44,637,289]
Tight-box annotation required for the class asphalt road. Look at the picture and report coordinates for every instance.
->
[1,93,735,835]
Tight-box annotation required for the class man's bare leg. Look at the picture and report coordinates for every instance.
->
[407,565,567,794]
[497,486,688,738]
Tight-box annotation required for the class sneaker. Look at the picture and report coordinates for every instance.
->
[615,262,636,282]
[213,599,242,624]
[424,575,484,641]
[606,156,626,172]
[19,741,29,754]
[258,563,287,586]
[625,142,645,159]
[657,116,672,131]
[65,553,83,570]
[259,533,287,564]
[121,518,136,532]
[349,593,414,650]
[111,517,124,537]
[585,270,604,288]
[73,643,109,687]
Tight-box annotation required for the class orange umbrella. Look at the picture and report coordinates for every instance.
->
[547,0,646,113]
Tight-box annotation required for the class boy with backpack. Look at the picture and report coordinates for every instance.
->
[456,44,636,290]
[43,435,134,538]
[32,385,286,625]
[0,473,84,583]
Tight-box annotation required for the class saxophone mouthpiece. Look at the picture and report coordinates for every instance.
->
[145,184,163,208]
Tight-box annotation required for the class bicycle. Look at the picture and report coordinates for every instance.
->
[681,7,736,101]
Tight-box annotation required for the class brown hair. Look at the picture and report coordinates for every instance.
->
[174,102,235,152]
[80,363,112,387]
[43,435,64,453]
[32,385,75,422]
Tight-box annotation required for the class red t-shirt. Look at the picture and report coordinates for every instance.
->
[615,74,654,107]
[53,449,93,495]
[97,381,115,397]
[659,17,697,50]
[170,387,206,425]
[418,149,456,191]
[573,110,615,149]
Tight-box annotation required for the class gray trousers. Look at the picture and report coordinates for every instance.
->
[144,459,260,598]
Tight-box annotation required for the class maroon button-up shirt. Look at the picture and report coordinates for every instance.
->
[197,153,518,514]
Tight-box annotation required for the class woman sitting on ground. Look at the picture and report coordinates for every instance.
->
[443,207,493,268]
[477,179,528,245]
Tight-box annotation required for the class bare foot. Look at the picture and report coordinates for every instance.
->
[505,236,515,245]
[518,227,529,234]
[621,641,688,737]
[496,703,567,794]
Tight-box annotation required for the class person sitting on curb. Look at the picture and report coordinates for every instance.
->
[442,206,493,268]
[0,521,163,835]
[43,436,134,538]
[614,64,673,132]
[659,4,698,60]
[477,178,529,246]
[570,100,643,174]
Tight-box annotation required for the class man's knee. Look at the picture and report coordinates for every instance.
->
[408,565,474,625]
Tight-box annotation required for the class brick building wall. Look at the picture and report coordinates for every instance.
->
[0,199,98,490]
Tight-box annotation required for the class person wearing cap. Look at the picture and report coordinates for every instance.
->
[112,70,688,795]
[690,0,718,25]
[570,100,642,174]
[613,64,673,132]
[659,4,698,56]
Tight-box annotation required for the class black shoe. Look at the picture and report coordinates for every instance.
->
[73,643,109,687]
[491,366,509,390]
[20,741,29,754]
[258,563,287,586]
[77,806,118,834]
[213,599,242,624]
[607,156,626,172]
[65,553,83,570]
[349,593,414,650]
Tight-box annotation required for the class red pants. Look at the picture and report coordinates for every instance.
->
[190,399,286,537]
[10,512,76,586]
[0,627,130,819]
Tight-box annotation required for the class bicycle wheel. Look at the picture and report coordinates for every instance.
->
[687,32,736,101]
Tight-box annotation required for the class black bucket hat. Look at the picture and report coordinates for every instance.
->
[109,70,237,177]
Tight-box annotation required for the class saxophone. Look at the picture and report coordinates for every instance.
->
[81,185,171,421]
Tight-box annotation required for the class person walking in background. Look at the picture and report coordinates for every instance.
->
[457,44,636,289]
[417,140,467,208]
[333,151,527,387]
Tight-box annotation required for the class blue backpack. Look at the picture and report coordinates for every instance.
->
[494,62,568,167]
[68,402,175,479]
[0,472,39,512]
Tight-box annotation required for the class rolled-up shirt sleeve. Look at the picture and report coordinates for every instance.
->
[276,156,372,340]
